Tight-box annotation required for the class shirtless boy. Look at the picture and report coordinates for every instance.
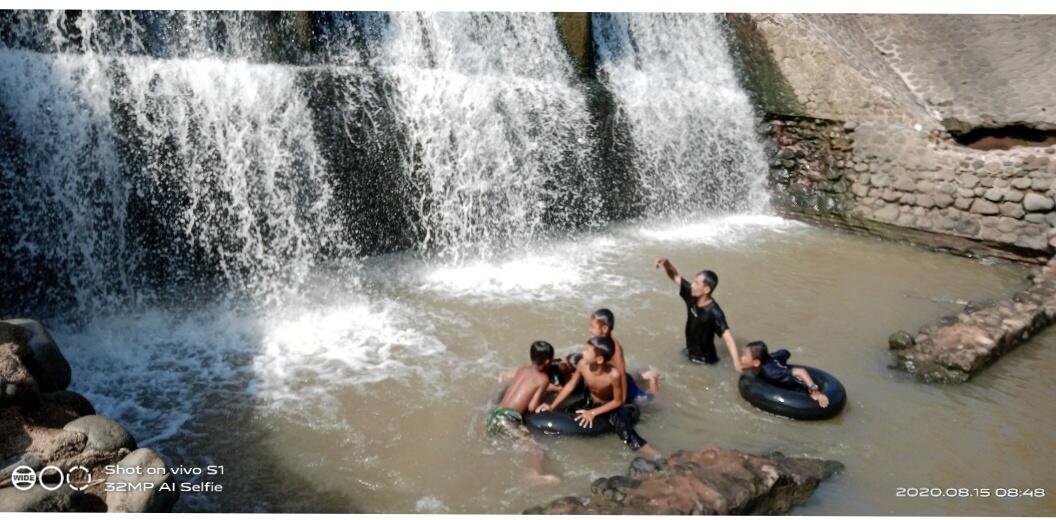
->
[487,341,560,482]
[536,336,660,459]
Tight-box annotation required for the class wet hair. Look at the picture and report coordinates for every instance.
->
[697,270,719,292]
[746,340,769,362]
[587,335,615,362]
[591,308,615,332]
[530,341,555,365]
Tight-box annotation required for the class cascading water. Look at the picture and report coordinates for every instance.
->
[0,10,776,512]
[593,13,769,214]
[372,12,599,261]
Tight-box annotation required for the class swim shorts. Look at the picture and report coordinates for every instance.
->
[486,407,532,442]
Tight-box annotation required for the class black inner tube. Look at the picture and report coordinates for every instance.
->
[738,365,846,420]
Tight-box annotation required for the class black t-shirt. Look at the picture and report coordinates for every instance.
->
[679,278,730,362]
[759,349,799,388]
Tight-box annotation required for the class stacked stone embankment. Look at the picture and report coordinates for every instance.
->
[0,319,179,512]
[729,14,1056,260]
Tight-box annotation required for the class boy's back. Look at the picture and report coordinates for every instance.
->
[499,367,550,414]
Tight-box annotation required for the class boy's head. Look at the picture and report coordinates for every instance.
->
[690,269,719,298]
[530,340,555,369]
[583,335,615,364]
[739,340,768,371]
[589,308,615,337]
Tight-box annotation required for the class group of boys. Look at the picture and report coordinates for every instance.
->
[488,256,829,482]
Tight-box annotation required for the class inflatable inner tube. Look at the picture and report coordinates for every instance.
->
[738,365,846,420]
[526,395,640,436]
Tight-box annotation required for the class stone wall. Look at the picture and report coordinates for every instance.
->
[731,14,1056,261]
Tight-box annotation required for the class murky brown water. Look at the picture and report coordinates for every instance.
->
[66,215,1055,514]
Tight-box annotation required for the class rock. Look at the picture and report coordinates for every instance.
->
[0,452,43,488]
[0,342,40,409]
[104,448,179,513]
[958,174,979,188]
[1023,192,1055,212]
[25,391,96,428]
[875,205,900,221]
[0,483,77,512]
[1011,177,1032,190]
[969,199,1000,215]
[1,320,71,392]
[999,203,1025,219]
[525,448,843,515]
[891,275,1056,382]
[64,416,136,454]
[889,330,915,350]
[933,193,954,208]
[983,188,1004,202]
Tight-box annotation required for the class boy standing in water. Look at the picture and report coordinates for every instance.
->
[740,341,830,408]
[488,341,560,482]
[655,257,741,370]
[537,336,661,459]
[589,309,661,403]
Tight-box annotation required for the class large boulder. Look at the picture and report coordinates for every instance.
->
[104,448,179,513]
[64,416,136,454]
[24,391,96,428]
[1,320,71,392]
[0,483,77,512]
[0,342,40,409]
[525,447,843,515]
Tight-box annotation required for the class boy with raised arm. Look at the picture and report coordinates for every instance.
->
[536,336,661,459]
[487,341,560,482]
[655,256,742,370]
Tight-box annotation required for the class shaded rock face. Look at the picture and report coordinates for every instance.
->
[1,320,71,393]
[525,447,843,515]
[889,266,1056,382]
[0,318,177,513]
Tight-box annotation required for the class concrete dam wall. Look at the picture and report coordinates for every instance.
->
[727,14,1056,261]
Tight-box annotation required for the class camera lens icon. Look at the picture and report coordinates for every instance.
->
[11,465,37,491]
[8,464,92,491]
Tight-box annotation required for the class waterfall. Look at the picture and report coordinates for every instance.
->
[372,12,599,261]
[593,13,769,215]
[1,11,771,314]
[0,11,360,312]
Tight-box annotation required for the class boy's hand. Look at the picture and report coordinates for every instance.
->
[575,409,596,428]
[654,257,669,269]
[810,391,830,408]
[535,404,552,413]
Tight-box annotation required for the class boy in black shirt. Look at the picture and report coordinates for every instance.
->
[739,340,830,408]
[655,256,741,370]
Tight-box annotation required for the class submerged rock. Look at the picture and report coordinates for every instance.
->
[890,268,1056,382]
[524,447,843,515]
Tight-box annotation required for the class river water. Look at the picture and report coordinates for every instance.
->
[46,214,1053,514]
[4,10,1054,515]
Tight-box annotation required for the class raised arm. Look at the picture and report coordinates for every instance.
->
[722,330,741,372]
[655,257,682,285]
[536,366,581,413]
